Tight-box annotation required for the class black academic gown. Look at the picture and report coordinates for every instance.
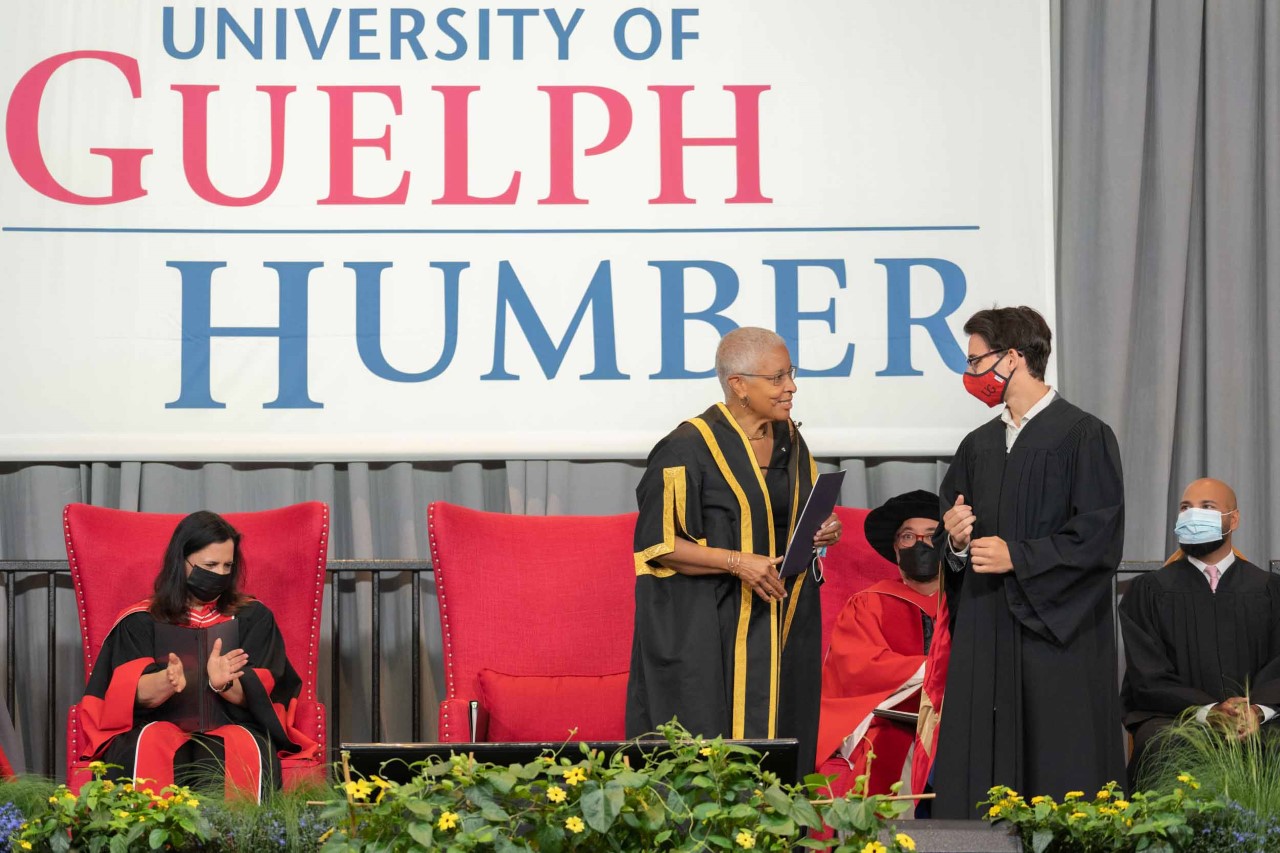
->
[626,403,822,780]
[1119,557,1280,781]
[933,396,1126,816]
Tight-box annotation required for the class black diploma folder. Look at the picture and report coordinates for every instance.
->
[778,470,846,578]
[152,620,238,733]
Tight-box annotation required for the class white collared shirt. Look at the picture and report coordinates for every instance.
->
[1186,551,1236,586]
[1000,387,1057,452]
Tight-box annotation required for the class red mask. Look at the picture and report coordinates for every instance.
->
[963,358,1012,407]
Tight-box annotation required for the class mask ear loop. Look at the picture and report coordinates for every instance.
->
[810,550,825,584]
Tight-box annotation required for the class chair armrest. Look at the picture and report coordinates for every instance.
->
[438,698,487,742]
[291,698,327,752]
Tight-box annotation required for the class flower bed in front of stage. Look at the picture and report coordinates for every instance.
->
[7,716,1280,852]
[0,723,918,852]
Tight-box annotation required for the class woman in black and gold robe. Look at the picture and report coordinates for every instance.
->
[626,327,840,779]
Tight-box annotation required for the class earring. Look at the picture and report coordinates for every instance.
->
[740,397,749,408]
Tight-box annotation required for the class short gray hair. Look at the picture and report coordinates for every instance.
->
[715,327,787,396]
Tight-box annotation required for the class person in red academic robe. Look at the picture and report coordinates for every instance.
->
[78,511,316,801]
[816,490,941,798]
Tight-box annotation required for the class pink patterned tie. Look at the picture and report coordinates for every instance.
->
[1206,564,1220,593]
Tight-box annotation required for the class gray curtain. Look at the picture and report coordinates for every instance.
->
[5,0,1277,777]
[1055,0,1280,563]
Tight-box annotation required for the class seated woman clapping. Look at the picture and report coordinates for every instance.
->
[77,511,316,800]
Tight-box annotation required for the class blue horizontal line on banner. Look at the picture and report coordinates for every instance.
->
[2,224,980,236]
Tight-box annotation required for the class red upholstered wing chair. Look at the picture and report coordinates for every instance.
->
[63,502,329,789]
[428,502,638,742]
[818,506,900,657]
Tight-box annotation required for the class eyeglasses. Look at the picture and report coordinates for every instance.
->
[895,530,937,548]
[737,366,798,386]
[964,349,1007,371]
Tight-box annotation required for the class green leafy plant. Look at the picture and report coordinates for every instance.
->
[980,777,1222,853]
[14,761,212,852]
[319,722,916,852]
[1139,716,1280,819]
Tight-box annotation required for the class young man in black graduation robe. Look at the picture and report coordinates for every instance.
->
[1119,478,1280,787]
[626,402,822,779]
[935,308,1125,817]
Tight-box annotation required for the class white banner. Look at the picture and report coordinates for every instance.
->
[0,1,1054,460]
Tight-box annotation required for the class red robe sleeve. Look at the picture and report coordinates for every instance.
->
[78,603,160,759]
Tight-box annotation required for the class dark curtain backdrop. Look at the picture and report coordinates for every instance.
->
[3,0,1277,774]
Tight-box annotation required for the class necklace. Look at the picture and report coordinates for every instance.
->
[748,423,770,441]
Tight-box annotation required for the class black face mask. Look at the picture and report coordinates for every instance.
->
[898,541,940,581]
[186,565,233,602]
[1181,538,1226,560]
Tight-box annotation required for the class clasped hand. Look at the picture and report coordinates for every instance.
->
[737,552,788,602]
[206,637,249,690]
[944,494,1013,574]
[1209,697,1262,739]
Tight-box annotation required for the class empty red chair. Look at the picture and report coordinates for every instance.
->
[63,502,329,789]
[428,502,638,742]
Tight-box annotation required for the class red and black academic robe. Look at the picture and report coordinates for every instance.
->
[933,396,1126,817]
[1119,556,1280,781]
[627,403,821,780]
[78,600,317,800]
[816,579,937,797]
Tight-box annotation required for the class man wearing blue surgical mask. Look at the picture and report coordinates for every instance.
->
[1119,477,1280,789]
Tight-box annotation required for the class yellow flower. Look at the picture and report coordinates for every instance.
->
[101,780,114,791]
[988,804,1003,818]
[736,829,756,849]
[861,843,887,853]
[546,785,567,803]
[1096,789,1110,800]
[1177,773,1193,784]
[437,810,459,831]
[895,833,916,851]
[1031,796,1049,805]
[116,810,130,820]
[344,779,374,801]
[19,842,32,851]
[122,784,133,793]
[564,767,587,786]
[1069,812,1087,821]
[1114,800,1130,809]
[565,816,585,834]
[700,747,714,757]
[371,775,391,789]
[1004,789,1019,800]
[88,760,106,772]
[63,793,77,802]
[187,798,199,808]
[47,796,58,804]
[1065,791,1084,800]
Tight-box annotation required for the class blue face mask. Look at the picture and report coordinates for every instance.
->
[1174,507,1234,544]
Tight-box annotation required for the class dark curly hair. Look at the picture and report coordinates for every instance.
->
[963,306,1052,380]
[149,511,249,624]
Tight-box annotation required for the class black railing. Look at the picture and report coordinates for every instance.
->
[0,558,1274,778]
